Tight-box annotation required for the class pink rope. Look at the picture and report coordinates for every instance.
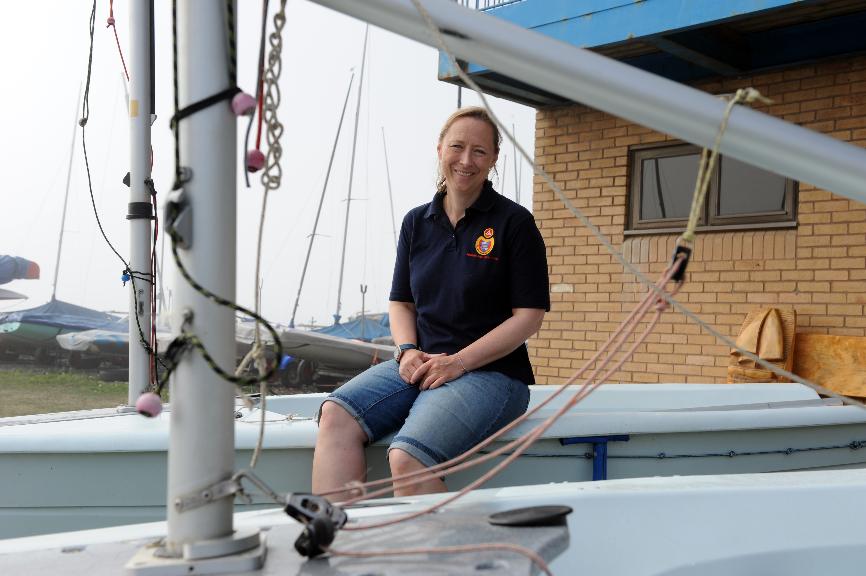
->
[321,270,673,501]
[333,257,685,528]
[106,1,130,82]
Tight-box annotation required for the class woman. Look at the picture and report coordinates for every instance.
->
[312,107,549,499]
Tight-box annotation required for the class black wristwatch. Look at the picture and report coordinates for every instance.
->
[394,343,419,363]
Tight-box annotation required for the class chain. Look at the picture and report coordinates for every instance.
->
[260,0,287,192]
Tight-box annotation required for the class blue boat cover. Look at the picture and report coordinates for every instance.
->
[0,255,39,285]
[0,299,125,332]
[313,314,390,342]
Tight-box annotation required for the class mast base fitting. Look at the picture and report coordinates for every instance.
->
[246,149,265,173]
[125,528,266,575]
[231,92,257,116]
[670,244,692,283]
[284,493,347,558]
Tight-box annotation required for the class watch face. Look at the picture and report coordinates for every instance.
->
[394,346,401,361]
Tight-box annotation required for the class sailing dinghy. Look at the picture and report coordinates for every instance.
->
[4,1,866,575]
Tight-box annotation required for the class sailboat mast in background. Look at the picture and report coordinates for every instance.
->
[51,91,81,303]
[333,25,368,325]
[381,126,398,253]
[289,72,355,329]
[512,122,520,204]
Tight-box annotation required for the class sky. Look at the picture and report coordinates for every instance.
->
[0,1,536,327]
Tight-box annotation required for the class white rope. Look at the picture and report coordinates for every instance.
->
[681,88,772,244]
[240,0,289,468]
[409,0,866,410]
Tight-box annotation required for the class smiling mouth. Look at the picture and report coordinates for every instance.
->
[454,169,474,177]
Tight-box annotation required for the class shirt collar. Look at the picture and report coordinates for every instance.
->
[424,180,497,220]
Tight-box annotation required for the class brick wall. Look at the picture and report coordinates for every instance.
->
[528,55,866,384]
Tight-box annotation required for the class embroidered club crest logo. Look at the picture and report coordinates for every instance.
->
[475,233,495,256]
[483,227,494,239]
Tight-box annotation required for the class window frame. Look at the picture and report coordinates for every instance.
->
[626,141,798,236]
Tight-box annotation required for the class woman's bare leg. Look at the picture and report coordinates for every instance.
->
[389,448,447,496]
[312,401,368,501]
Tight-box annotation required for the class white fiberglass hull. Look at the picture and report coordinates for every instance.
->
[2,468,866,575]
[1,384,865,540]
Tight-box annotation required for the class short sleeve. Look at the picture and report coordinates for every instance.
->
[389,212,415,303]
[507,216,550,311]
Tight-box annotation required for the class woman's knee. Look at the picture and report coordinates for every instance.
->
[318,400,366,441]
[388,448,424,475]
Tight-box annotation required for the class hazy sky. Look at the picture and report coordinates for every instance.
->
[0,1,536,326]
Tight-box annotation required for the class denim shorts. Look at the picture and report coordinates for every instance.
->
[322,360,529,468]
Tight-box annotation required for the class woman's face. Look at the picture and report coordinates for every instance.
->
[437,117,498,197]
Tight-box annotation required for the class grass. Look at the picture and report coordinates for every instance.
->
[0,368,128,417]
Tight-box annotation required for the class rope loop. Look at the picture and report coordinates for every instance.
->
[680,87,772,244]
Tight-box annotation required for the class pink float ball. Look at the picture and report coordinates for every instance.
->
[246,149,266,173]
[136,392,163,418]
[231,92,257,117]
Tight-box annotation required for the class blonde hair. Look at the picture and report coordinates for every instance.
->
[436,106,501,194]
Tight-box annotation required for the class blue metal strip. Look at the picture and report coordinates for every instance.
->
[560,435,630,481]
[560,435,631,445]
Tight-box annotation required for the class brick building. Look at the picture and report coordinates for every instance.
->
[444,1,866,384]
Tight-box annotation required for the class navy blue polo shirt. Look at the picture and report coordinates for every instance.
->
[390,180,549,385]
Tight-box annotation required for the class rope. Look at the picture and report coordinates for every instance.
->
[106,0,130,82]
[330,260,683,509]
[246,0,288,468]
[157,227,284,389]
[171,0,183,190]
[163,3,285,392]
[680,88,772,245]
[223,0,238,86]
[243,0,270,188]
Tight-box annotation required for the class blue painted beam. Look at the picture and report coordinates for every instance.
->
[483,0,804,47]
[439,0,804,80]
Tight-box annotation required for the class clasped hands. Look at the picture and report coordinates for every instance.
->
[398,349,464,390]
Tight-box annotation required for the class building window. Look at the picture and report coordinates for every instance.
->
[627,142,797,234]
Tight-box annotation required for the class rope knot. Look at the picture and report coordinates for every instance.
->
[736,87,773,106]
[106,16,115,27]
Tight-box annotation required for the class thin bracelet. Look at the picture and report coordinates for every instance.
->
[456,354,468,374]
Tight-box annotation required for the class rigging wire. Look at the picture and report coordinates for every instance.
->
[106,0,130,82]
[80,0,165,388]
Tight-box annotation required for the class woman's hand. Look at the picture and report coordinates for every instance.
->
[411,353,464,390]
[397,348,426,384]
